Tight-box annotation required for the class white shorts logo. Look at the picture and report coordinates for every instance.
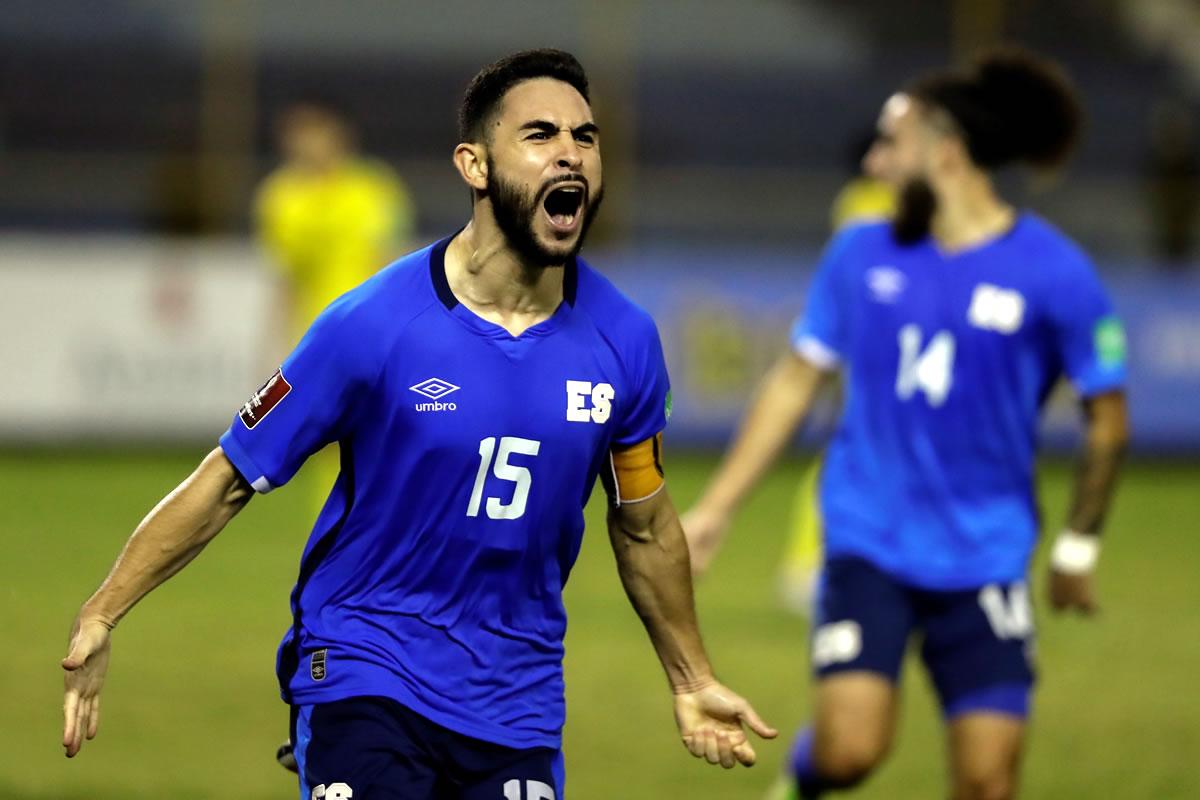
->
[312,784,353,800]
[812,621,863,668]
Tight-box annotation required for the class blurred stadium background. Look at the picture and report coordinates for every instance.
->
[2,1,1198,798]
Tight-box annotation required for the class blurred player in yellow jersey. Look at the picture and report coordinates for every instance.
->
[257,97,415,339]
[829,131,897,231]
[256,98,415,515]
[779,132,895,617]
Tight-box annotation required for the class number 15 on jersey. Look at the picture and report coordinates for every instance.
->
[467,436,541,520]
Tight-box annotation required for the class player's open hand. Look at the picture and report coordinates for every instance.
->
[673,681,777,768]
[1048,568,1099,616]
[62,616,113,757]
[679,506,730,578]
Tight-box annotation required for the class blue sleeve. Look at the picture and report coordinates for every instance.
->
[790,226,860,368]
[219,294,380,492]
[614,310,671,447]
[1044,250,1127,397]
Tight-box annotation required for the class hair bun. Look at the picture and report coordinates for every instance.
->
[970,46,1083,168]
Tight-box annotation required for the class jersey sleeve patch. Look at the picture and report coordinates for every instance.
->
[239,368,292,430]
[1094,316,1127,369]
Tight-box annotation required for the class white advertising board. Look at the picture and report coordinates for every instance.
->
[0,236,279,443]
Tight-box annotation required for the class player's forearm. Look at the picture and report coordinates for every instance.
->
[608,491,715,692]
[1066,391,1129,535]
[700,353,826,518]
[78,447,252,627]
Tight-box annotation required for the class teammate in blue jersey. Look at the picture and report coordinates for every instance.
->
[684,48,1130,800]
[60,49,776,797]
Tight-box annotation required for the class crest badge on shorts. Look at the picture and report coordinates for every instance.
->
[310,648,328,682]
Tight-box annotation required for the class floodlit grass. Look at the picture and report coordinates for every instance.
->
[2,450,1197,798]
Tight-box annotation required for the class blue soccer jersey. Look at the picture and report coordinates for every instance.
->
[219,236,669,749]
[791,214,1126,589]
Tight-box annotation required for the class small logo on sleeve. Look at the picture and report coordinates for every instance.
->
[310,648,328,681]
[566,380,614,423]
[239,368,292,429]
[1094,316,1127,367]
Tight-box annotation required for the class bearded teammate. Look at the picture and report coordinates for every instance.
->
[61,50,775,798]
[684,48,1129,800]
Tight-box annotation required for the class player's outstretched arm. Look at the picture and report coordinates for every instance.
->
[607,488,777,768]
[1048,389,1129,615]
[61,446,253,758]
[683,352,829,575]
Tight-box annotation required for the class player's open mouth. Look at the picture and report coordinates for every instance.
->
[542,185,585,233]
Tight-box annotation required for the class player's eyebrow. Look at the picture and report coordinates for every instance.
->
[518,120,601,136]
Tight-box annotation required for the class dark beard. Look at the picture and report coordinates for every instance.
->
[487,163,604,267]
[891,178,937,245]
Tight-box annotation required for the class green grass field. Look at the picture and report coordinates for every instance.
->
[2,450,1197,799]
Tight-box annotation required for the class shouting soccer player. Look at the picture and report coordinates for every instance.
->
[61,49,775,798]
[684,48,1129,800]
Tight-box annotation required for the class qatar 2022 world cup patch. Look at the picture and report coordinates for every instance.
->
[239,368,292,430]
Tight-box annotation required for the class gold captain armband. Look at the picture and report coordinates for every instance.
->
[600,432,665,506]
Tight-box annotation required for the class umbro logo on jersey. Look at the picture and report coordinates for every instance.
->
[410,378,460,412]
[866,265,906,303]
[410,378,460,399]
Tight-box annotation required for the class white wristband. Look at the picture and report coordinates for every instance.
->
[1050,530,1100,574]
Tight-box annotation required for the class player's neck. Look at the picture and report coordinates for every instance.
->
[930,174,1016,254]
[444,222,565,331]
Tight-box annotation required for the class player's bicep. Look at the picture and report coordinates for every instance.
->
[1081,389,1130,448]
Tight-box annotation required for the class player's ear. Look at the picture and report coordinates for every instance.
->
[936,133,970,174]
[453,142,489,191]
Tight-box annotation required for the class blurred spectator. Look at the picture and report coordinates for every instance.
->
[256,97,415,340]
[255,97,415,510]
[1145,99,1199,269]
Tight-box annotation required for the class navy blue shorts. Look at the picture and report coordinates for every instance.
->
[292,696,565,800]
[811,557,1036,718]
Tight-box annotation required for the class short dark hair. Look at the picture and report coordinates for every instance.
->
[458,49,590,143]
[908,45,1083,170]
[281,93,352,124]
